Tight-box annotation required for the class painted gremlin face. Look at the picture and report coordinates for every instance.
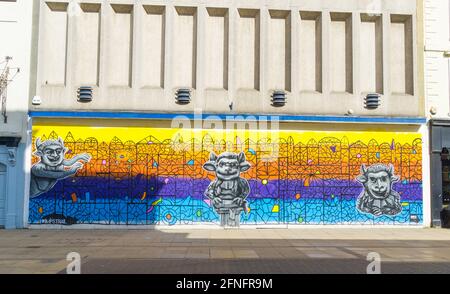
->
[366,171,391,199]
[203,151,251,181]
[41,145,65,167]
[216,158,241,180]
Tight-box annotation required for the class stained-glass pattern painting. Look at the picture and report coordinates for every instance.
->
[29,123,423,226]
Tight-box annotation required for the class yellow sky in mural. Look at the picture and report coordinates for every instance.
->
[31,121,423,181]
[32,123,421,145]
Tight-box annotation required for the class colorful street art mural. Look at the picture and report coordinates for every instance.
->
[29,123,423,226]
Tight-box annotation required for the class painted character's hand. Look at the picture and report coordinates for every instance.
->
[77,153,91,163]
[372,207,383,216]
[233,198,244,207]
[206,190,214,199]
[70,162,84,173]
[213,198,223,207]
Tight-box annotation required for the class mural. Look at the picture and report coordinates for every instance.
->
[30,137,91,198]
[356,164,402,217]
[29,124,423,226]
[203,152,251,227]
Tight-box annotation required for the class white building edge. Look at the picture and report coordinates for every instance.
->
[0,0,34,229]
[424,0,450,227]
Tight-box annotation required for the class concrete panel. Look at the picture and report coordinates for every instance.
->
[236,9,260,90]
[390,15,414,95]
[330,13,353,94]
[106,4,133,87]
[41,2,68,86]
[75,3,101,86]
[205,8,228,90]
[0,0,18,21]
[360,14,383,94]
[299,11,322,93]
[172,6,197,89]
[140,5,165,88]
[32,0,421,118]
[267,10,291,92]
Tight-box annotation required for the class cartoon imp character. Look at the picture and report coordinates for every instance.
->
[30,137,91,198]
[203,152,251,227]
[356,164,402,217]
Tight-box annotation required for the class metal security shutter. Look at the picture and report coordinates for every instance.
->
[0,163,6,228]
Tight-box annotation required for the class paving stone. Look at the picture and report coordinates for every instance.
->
[2,228,450,273]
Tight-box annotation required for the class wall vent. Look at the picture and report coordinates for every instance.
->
[77,86,93,102]
[365,93,380,109]
[175,88,191,104]
[271,90,287,106]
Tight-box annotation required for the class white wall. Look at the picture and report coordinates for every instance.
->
[425,0,450,118]
[0,0,34,229]
[423,0,450,227]
[0,0,33,139]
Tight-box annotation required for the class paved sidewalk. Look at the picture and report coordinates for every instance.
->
[1,228,450,274]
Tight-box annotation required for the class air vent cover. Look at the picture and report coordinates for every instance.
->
[271,90,287,107]
[176,88,191,104]
[365,93,380,109]
[77,86,93,102]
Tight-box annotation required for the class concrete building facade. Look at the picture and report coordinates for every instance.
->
[33,0,423,117]
[0,0,34,229]
[25,0,427,228]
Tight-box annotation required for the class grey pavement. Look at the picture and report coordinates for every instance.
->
[0,228,450,274]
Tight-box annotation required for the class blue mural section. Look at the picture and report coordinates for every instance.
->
[28,177,423,225]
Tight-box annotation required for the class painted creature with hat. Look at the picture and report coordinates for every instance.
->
[30,137,91,198]
[203,151,251,227]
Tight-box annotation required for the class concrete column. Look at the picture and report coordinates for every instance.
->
[131,3,140,91]
[164,2,174,104]
[35,1,45,92]
[322,10,331,96]
[260,7,268,112]
[97,0,109,91]
[382,12,390,98]
[65,1,75,93]
[352,13,360,98]
[228,5,237,110]
[196,3,206,107]
[291,7,300,109]
[412,11,419,100]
